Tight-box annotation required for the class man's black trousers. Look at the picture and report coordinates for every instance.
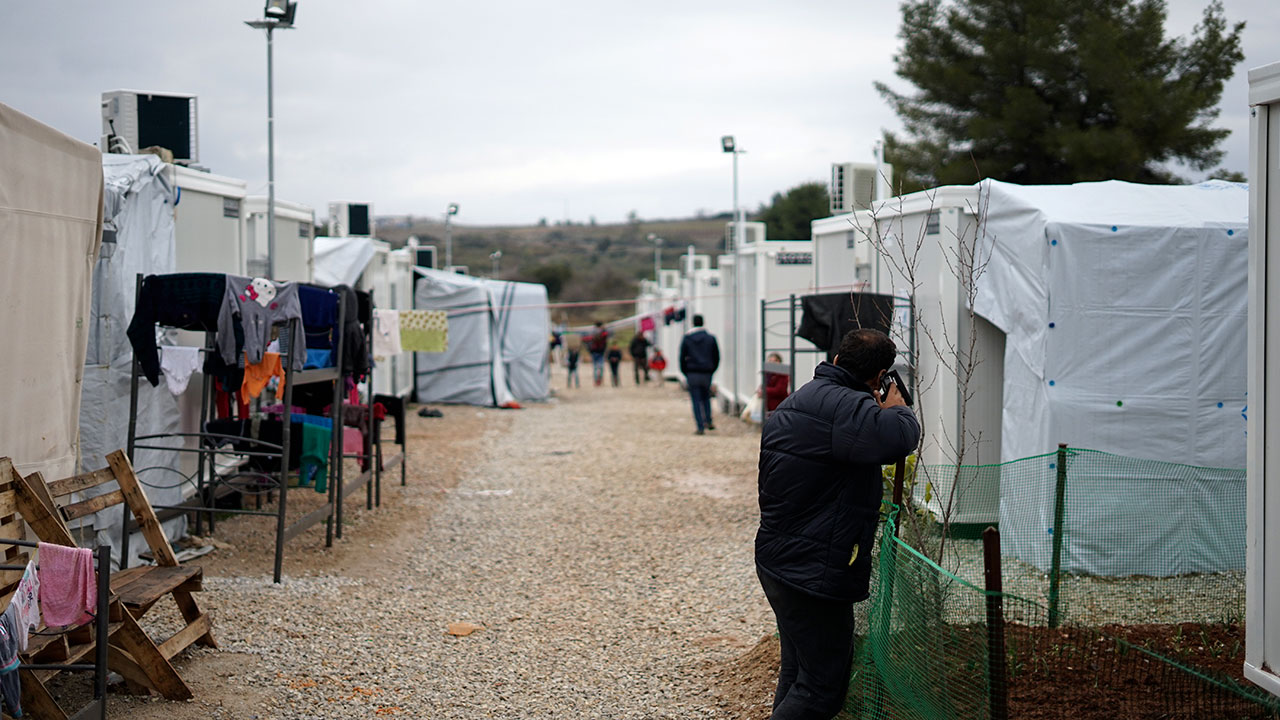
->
[757,566,857,720]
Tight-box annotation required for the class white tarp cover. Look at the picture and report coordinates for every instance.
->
[0,102,102,481]
[314,236,375,288]
[974,179,1249,575]
[488,279,550,401]
[413,268,517,407]
[80,154,186,566]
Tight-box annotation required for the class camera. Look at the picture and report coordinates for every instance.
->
[880,369,913,407]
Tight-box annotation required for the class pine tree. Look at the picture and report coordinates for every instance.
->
[756,182,830,241]
[876,0,1244,190]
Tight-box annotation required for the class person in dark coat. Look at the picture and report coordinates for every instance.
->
[679,314,720,434]
[629,332,651,384]
[606,342,623,387]
[756,328,920,720]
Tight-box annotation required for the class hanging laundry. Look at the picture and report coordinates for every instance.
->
[159,346,201,396]
[372,308,403,362]
[298,421,330,493]
[9,562,38,652]
[37,542,96,627]
[663,307,676,325]
[126,273,229,386]
[242,352,286,400]
[217,275,306,371]
[639,315,656,333]
[672,307,687,323]
[0,607,20,717]
[400,310,449,352]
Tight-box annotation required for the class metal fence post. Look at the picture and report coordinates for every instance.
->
[983,526,1008,720]
[1048,442,1068,628]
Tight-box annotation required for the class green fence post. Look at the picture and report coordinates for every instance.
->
[1048,442,1067,628]
[983,526,1008,720]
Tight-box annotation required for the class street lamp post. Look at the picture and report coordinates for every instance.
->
[490,250,502,278]
[444,202,460,269]
[647,233,664,286]
[245,0,298,280]
[722,135,744,413]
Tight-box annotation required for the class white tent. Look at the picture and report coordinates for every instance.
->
[81,153,188,565]
[413,269,551,406]
[816,178,1247,574]
[489,279,551,401]
[313,235,376,287]
[413,268,517,407]
[0,102,103,481]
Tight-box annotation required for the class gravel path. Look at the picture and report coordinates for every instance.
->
[112,371,774,719]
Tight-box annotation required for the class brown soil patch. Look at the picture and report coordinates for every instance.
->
[706,634,779,720]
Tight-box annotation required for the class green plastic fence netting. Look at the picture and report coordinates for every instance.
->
[841,507,1277,720]
[899,448,1246,626]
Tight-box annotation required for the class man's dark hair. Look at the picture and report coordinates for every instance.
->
[693,314,704,327]
[835,329,896,382]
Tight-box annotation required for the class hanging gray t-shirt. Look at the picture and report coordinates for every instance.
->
[217,275,306,370]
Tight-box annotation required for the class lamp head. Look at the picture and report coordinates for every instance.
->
[721,135,735,153]
[447,203,460,216]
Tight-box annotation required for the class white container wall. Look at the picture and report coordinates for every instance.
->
[243,196,314,283]
[1246,59,1280,699]
[172,166,246,275]
[722,237,815,411]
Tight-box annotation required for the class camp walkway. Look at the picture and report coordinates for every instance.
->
[114,372,774,719]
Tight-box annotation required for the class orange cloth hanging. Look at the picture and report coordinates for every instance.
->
[241,352,285,400]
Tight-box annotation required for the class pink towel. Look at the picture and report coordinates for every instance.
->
[343,426,363,454]
[37,542,96,627]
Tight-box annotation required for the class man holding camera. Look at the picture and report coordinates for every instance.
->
[755,328,920,720]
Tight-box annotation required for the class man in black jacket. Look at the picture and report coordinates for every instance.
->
[756,328,920,719]
[679,314,720,435]
[629,332,651,384]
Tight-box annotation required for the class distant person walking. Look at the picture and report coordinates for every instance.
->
[606,343,623,387]
[679,315,720,435]
[586,322,609,387]
[564,333,582,388]
[630,332,651,384]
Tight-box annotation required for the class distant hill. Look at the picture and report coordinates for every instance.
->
[374,216,733,323]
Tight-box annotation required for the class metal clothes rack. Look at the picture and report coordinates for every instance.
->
[760,292,915,421]
[124,274,346,584]
[2,539,110,720]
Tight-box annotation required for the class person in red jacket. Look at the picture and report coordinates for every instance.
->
[763,352,791,413]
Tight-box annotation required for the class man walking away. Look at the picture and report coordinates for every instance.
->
[756,328,920,720]
[587,321,609,387]
[679,314,720,435]
[630,331,651,384]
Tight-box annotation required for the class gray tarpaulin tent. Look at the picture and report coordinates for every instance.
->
[80,153,187,566]
[0,102,103,481]
[413,268,550,406]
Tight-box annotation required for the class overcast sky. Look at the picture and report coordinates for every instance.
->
[2,1,1276,226]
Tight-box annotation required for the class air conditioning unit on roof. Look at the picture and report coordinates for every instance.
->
[329,202,374,237]
[830,161,892,214]
[100,90,199,163]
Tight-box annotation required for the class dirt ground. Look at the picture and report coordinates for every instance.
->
[101,399,514,718]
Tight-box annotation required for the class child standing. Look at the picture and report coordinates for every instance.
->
[649,347,667,384]
[606,343,623,387]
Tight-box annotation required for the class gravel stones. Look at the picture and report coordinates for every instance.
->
[113,375,775,719]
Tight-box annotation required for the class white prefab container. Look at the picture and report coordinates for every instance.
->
[1246,60,1280,699]
[720,227,815,411]
[813,188,1001,525]
[243,196,314,282]
[172,166,246,275]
